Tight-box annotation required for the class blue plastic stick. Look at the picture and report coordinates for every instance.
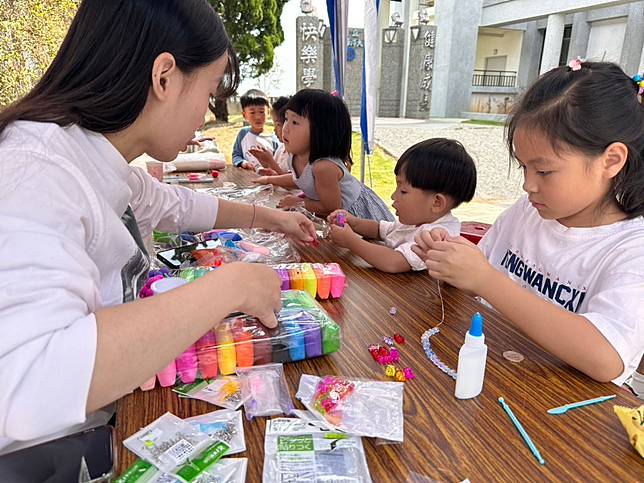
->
[498,397,545,465]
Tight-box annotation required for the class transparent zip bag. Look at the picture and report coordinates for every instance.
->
[263,418,372,483]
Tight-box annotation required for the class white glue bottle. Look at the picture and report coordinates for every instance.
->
[454,312,487,399]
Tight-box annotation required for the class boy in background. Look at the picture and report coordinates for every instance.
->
[232,89,279,170]
[253,96,290,175]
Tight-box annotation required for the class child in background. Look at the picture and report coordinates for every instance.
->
[413,61,644,385]
[327,139,476,273]
[252,96,291,175]
[254,89,394,221]
[232,89,279,170]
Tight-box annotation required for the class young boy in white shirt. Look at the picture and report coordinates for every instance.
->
[231,89,279,170]
[327,138,476,273]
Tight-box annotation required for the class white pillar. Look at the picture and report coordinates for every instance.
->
[398,0,415,118]
[539,14,565,75]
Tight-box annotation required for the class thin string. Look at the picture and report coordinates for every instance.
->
[421,280,457,380]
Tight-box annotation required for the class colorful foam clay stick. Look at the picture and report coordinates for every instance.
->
[175,344,199,384]
[231,319,254,367]
[312,263,331,299]
[301,263,317,299]
[216,324,237,375]
[195,330,218,379]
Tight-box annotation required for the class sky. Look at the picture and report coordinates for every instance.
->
[237,0,389,96]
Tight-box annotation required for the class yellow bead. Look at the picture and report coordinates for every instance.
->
[395,369,406,382]
[385,365,396,377]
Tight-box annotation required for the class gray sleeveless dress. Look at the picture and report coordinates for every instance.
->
[290,156,395,221]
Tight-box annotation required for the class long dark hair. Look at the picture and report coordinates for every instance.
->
[286,89,353,166]
[0,0,239,138]
[506,61,644,218]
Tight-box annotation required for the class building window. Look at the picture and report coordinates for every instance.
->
[558,25,573,66]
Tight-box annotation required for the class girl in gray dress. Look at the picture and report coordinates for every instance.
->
[253,89,394,221]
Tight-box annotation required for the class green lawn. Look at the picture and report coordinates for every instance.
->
[462,119,505,127]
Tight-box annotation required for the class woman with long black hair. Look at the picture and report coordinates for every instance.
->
[0,0,315,453]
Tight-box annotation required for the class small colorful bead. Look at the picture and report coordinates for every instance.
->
[403,367,416,380]
[383,336,394,346]
[389,306,397,316]
[394,333,405,344]
[390,348,400,363]
[385,365,396,377]
[394,369,406,382]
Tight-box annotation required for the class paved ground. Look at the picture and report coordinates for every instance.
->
[368,118,524,224]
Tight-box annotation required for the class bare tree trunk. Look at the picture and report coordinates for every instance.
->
[209,98,229,123]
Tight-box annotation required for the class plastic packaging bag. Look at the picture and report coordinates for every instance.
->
[296,374,405,442]
[272,263,346,299]
[173,377,246,410]
[236,363,294,419]
[123,413,229,474]
[197,184,274,206]
[184,410,245,455]
[117,458,247,483]
[263,418,372,483]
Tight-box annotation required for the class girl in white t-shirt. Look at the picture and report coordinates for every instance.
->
[326,139,476,273]
[0,0,315,454]
[413,61,644,385]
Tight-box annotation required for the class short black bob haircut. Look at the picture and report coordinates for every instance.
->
[286,89,353,165]
[394,138,477,207]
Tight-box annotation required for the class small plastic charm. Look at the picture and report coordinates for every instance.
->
[336,212,346,227]
[394,369,406,382]
[389,306,397,316]
[211,170,220,179]
[389,348,400,363]
[383,336,394,346]
[378,346,389,357]
[403,367,416,380]
[393,333,405,345]
[384,365,396,377]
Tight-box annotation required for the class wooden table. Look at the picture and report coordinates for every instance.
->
[116,169,643,482]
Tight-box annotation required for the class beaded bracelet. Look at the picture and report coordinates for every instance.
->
[420,281,457,380]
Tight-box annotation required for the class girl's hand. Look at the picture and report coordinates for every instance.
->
[328,223,359,248]
[248,146,274,167]
[257,168,278,176]
[240,161,255,170]
[264,209,317,245]
[327,209,355,227]
[411,228,450,260]
[252,176,272,185]
[218,262,281,328]
[277,195,304,209]
[420,236,494,294]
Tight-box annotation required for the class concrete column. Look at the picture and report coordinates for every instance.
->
[517,21,543,90]
[539,13,565,74]
[569,12,591,60]
[430,0,484,118]
[620,2,644,75]
[398,0,415,117]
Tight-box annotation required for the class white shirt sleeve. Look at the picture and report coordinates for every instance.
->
[128,167,219,238]
[580,271,644,385]
[0,154,101,442]
[378,221,429,271]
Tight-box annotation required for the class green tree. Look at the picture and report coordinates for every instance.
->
[0,0,79,108]
[208,0,288,121]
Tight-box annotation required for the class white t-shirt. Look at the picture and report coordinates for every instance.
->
[274,144,290,173]
[479,196,644,385]
[379,213,461,270]
[0,121,219,454]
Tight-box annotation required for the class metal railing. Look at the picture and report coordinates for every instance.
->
[472,69,517,87]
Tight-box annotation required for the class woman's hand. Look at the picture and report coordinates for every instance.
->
[277,195,304,209]
[217,263,281,328]
[261,208,317,246]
